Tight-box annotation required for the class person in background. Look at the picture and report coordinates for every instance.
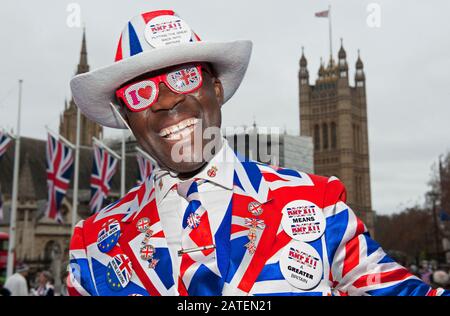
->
[431,268,450,290]
[59,270,69,296]
[32,271,55,296]
[4,263,29,296]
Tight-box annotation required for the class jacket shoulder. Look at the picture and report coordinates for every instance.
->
[255,162,347,206]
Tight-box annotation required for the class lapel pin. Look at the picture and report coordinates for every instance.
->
[177,244,216,256]
[136,217,151,233]
[248,201,264,216]
[207,166,218,178]
[140,245,156,261]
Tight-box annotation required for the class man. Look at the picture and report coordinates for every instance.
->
[4,263,29,296]
[67,9,448,296]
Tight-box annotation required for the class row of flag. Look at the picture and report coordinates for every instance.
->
[0,130,154,223]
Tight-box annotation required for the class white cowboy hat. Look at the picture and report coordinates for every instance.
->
[70,9,253,129]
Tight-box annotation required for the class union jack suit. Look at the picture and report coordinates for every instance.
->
[67,148,449,296]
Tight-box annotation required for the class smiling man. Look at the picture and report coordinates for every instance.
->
[67,10,448,296]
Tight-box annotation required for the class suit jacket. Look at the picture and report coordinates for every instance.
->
[67,152,448,296]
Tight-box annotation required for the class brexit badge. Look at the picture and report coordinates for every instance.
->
[97,219,121,253]
[279,241,323,290]
[281,200,326,242]
[106,254,133,291]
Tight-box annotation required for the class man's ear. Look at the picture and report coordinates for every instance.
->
[213,77,225,106]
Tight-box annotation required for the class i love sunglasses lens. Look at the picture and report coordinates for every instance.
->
[123,80,158,111]
[165,66,202,93]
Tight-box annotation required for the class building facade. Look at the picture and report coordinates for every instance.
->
[299,41,374,233]
[224,127,314,174]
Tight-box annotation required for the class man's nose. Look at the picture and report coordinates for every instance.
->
[150,82,186,112]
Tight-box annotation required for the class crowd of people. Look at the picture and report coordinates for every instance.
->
[0,263,69,296]
[408,260,450,290]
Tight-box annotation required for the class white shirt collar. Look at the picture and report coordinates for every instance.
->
[153,138,236,205]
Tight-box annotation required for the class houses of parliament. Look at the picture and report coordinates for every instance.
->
[299,40,374,231]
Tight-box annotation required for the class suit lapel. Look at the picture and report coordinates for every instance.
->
[119,177,177,296]
[224,158,285,295]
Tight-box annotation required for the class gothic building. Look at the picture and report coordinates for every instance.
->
[299,40,374,233]
[59,29,103,146]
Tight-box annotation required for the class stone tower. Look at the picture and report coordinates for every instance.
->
[299,40,374,234]
[59,29,102,146]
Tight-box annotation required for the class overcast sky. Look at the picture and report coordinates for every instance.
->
[1,0,449,215]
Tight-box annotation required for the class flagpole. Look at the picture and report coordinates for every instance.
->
[136,146,157,166]
[45,126,76,149]
[6,79,23,279]
[92,137,121,160]
[121,131,126,196]
[328,4,333,60]
[71,108,81,230]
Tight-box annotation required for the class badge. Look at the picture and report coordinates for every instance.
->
[281,200,326,242]
[97,219,121,253]
[140,245,156,261]
[144,15,192,48]
[136,217,151,233]
[279,241,323,290]
[207,166,218,178]
[148,258,159,269]
[245,241,257,255]
[247,228,257,241]
[248,201,263,216]
[244,217,266,230]
[187,212,201,229]
[106,254,133,291]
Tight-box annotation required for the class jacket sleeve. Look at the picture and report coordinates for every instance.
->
[324,177,449,296]
[67,220,97,296]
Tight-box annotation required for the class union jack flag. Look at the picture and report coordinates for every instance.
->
[0,131,13,159]
[315,10,329,18]
[45,133,74,222]
[136,152,154,185]
[89,144,119,214]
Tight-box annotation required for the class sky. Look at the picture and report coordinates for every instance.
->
[0,0,449,215]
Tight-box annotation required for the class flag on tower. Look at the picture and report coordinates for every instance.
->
[89,143,119,214]
[315,10,329,18]
[136,151,154,185]
[0,131,13,159]
[45,133,74,222]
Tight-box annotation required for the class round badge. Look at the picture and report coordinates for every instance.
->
[279,240,323,290]
[140,245,156,261]
[248,201,263,216]
[97,219,121,253]
[136,217,151,233]
[281,200,326,242]
[106,254,133,291]
[144,15,192,48]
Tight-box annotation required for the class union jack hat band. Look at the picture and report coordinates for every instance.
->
[70,9,253,129]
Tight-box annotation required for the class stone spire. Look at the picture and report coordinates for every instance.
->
[76,28,89,75]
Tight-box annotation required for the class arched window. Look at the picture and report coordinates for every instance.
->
[322,123,329,150]
[331,122,337,149]
[314,125,320,151]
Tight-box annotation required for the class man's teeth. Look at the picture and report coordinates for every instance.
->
[159,118,199,140]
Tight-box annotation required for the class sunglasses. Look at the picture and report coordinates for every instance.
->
[115,63,205,112]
